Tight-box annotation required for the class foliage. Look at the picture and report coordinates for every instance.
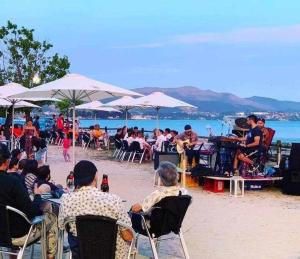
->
[0,20,70,87]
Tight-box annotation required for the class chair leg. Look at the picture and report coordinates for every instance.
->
[179,231,190,259]
[139,151,146,164]
[128,152,133,162]
[131,152,136,162]
[148,236,159,259]
[0,253,3,259]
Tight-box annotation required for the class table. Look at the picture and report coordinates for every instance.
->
[203,176,283,195]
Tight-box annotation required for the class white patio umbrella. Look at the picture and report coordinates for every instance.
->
[104,96,139,125]
[10,73,142,164]
[0,98,40,109]
[132,91,197,127]
[75,100,121,123]
[0,83,49,149]
[75,100,120,113]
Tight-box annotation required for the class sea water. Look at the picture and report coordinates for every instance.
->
[1,118,299,143]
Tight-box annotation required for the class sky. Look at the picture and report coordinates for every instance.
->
[1,0,300,101]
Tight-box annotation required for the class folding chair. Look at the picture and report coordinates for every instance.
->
[133,194,192,259]
[63,215,136,259]
[119,140,132,161]
[0,205,47,259]
[112,138,123,158]
[130,141,146,164]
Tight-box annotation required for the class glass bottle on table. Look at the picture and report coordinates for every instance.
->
[66,171,75,192]
[101,174,109,192]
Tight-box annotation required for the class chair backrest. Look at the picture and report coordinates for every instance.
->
[148,195,192,238]
[161,141,170,153]
[130,141,141,152]
[0,205,12,247]
[265,128,276,149]
[122,140,129,150]
[75,215,118,259]
[114,138,122,149]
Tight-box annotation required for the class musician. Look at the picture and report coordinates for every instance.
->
[257,118,270,150]
[233,115,263,175]
[176,125,200,169]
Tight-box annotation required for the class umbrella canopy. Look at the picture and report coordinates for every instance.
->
[0,98,40,108]
[132,92,197,126]
[0,83,28,99]
[0,82,59,150]
[75,101,120,112]
[10,74,142,101]
[133,91,196,109]
[104,96,140,124]
[10,73,142,164]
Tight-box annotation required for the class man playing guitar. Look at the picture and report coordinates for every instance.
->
[176,125,200,170]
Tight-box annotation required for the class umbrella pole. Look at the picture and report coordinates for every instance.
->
[156,107,159,129]
[72,97,76,166]
[125,108,128,127]
[11,103,15,151]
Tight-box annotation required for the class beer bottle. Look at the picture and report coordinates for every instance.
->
[66,171,75,192]
[101,174,109,192]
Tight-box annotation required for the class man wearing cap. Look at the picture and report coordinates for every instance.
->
[58,160,133,259]
[176,125,200,169]
[0,143,58,259]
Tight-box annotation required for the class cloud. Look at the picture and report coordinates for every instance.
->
[173,25,300,44]
[111,24,300,49]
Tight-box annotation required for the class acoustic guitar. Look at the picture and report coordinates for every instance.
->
[176,139,191,154]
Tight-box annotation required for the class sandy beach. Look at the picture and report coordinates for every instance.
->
[47,145,300,259]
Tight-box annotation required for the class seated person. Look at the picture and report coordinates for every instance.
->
[91,124,106,150]
[21,159,39,198]
[257,118,270,151]
[136,131,152,160]
[164,128,172,141]
[233,115,263,175]
[0,143,57,259]
[169,130,178,143]
[130,162,187,231]
[133,126,139,137]
[7,157,19,173]
[152,129,167,152]
[11,148,22,160]
[176,125,200,169]
[114,128,123,142]
[58,160,133,259]
[35,165,64,196]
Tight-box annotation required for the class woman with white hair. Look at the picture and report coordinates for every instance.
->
[131,161,187,213]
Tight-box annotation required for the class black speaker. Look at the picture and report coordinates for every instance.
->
[289,143,300,170]
[282,143,300,195]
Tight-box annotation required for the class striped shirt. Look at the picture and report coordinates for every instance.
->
[24,173,37,197]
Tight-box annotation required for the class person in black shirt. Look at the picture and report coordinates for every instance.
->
[0,143,57,259]
[233,115,263,175]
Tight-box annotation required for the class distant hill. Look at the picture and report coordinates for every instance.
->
[132,86,276,113]
[246,96,300,112]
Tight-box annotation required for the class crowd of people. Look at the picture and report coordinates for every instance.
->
[0,142,186,258]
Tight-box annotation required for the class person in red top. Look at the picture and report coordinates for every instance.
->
[55,113,64,144]
[62,133,72,162]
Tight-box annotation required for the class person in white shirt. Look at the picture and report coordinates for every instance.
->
[136,131,152,160]
[130,161,188,232]
[164,128,172,141]
[153,129,167,152]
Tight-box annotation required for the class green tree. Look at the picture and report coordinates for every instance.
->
[0,21,70,137]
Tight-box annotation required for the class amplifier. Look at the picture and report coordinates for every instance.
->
[154,152,179,170]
